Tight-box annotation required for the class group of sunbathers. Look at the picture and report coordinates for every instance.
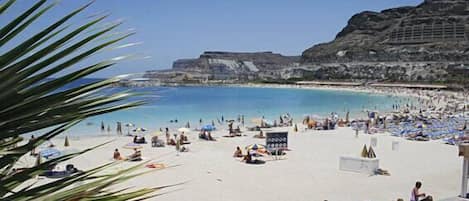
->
[113,148,142,161]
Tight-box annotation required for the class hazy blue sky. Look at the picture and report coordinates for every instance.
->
[2,0,422,78]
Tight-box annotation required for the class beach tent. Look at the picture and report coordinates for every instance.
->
[201,124,215,131]
[361,145,368,158]
[368,146,376,158]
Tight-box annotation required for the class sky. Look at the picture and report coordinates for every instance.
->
[2,0,423,78]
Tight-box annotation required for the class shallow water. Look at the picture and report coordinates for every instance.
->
[62,83,416,136]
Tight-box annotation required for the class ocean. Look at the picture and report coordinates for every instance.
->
[60,79,415,136]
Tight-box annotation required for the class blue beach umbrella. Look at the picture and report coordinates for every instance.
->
[202,124,215,131]
[40,148,61,159]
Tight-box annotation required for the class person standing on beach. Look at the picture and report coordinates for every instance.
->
[410,181,432,201]
[101,121,105,132]
[29,135,36,155]
[165,127,170,142]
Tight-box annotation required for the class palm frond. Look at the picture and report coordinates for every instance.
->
[0,0,175,200]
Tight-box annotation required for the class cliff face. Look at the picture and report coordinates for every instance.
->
[302,0,469,63]
[297,0,469,85]
[146,51,300,81]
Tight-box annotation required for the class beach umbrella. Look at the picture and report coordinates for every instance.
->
[310,114,322,119]
[40,148,61,159]
[133,127,147,132]
[360,145,368,158]
[178,127,191,133]
[251,118,263,125]
[152,131,163,136]
[202,124,215,131]
[123,143,143,149]
[245,144,266,152]
[64,136,70,147]
[125,123,134,135]
[263,119,274,126]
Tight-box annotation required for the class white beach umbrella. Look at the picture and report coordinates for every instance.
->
[178,127,191,133]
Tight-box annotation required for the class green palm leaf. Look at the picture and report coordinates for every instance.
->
[0,1,175,200]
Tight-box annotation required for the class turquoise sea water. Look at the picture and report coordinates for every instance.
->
[63,81,416,136]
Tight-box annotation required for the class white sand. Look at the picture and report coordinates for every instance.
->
[21,126,462,201]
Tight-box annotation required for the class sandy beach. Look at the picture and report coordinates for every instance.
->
[20,125,462,201]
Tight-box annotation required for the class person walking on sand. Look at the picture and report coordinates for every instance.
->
[410,181,432,201]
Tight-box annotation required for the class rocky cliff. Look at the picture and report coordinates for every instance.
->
[299,0,469,84]
[303,0,469,63]
[145,51,300,82]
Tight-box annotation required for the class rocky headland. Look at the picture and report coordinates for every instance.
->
[139,0,468,87]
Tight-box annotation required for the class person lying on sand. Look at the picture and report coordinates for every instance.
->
[233,146,243,157]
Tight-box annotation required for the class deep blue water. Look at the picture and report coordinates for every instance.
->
[60,79,415,136]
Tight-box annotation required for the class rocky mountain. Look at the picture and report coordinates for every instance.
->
[300,0,469,84]
[143,0,468,86]
[145,51,300,82]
